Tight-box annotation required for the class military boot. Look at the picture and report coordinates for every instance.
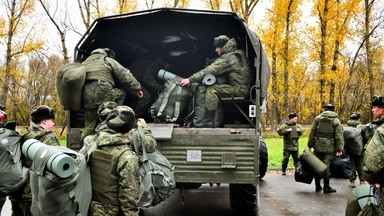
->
[349,180,356,188]
[282,164,287,176]
[194,110,214,128]
[323,179,336,193]
[315,179,322,192]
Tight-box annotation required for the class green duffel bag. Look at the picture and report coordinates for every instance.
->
[56,62,86,111]
[299,148,327,178]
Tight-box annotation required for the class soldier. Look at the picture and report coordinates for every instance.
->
[346,112,366,188]
[81,48,143,141]
[278,112,303,175]
[120,42,169,118]
[363,94,384,212]
[307,103,343,193]
[10,105,59,216]
[179,35,252,128]
[83,106,157,216]
[0,104,7,128]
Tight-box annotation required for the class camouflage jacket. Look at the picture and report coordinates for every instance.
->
[89,130,140,216]
[83,49,141,97]
[10,124,59,201]
[128,54,164,94]
[277,119,303,151]
[188,38,252,94]
[363,115,384,185]
[307,111,344,154]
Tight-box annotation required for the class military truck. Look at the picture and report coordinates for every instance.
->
[67,8,270,212]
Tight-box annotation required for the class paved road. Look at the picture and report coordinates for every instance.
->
[1,174,353,216]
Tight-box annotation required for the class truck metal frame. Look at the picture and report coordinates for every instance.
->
[67,8,270,212]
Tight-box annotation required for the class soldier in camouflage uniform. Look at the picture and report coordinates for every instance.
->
[278,112,303,175]
[307,103,344,193]
[83,106,156,216]
[81,48,143,141]
[346,112,366,188]
[179,35,252,128]
[363,94,384,212]
[10,105,59,216]
[120,42,168,118]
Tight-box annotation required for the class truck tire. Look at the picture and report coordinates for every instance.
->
[259,137,268,179]
[229,184,256,210]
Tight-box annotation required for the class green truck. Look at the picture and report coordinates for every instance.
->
[67,8,270,212]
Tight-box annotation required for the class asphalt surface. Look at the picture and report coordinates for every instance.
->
[1,173,355,216]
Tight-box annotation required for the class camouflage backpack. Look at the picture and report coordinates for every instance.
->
[0,128,29,195]
[343,126,363,156]
[150,76,192,124]
[56,62,86,111]
[131,126,176,208]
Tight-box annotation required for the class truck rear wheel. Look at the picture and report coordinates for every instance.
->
[229,184,256,210]
[259,137,268,179]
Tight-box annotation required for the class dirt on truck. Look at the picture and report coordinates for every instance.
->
[66,8,270,212]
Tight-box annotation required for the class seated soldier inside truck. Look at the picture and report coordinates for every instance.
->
[179,35,253,128]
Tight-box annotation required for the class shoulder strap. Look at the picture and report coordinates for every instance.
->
[132,126,148,161]
[157,82,178,118]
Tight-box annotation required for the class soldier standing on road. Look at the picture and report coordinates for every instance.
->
[179,35,252,128]
[307,103,344,193]
[10,105,60,216]
[346,112,366,188]
[81,48,143,141]
[278,112,303,175]
[362,94,384,212]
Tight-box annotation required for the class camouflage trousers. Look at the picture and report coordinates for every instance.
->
[349,155,365,182]
[205,84,248,111]
[81,81,125,140]
[282,150,299,169]
[314,152,334,180]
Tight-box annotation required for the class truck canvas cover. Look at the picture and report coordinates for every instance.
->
[74,8,270,105]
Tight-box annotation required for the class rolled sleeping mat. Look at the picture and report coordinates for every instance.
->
[22,139,76,178]
[202,74,216,86]
[157,69,177,81]
[299,148,327,178]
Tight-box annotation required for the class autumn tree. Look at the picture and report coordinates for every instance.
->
[229,0,259,24]
[76,0,103,29]
[0,0,43,120]
[116,0,137,13]
[203,0,222,10]
[38,0,71,63]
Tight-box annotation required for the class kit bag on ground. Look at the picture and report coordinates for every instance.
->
[330,155,352,179]
[24,139,92,216]
[56,62,86,111]
[150,76,192,123]
[299,148,327,178]
[131,126,176,208]
[345,185,383,216]
[343,126,363,156]
[294,162,313,184]
[0,128,29,195]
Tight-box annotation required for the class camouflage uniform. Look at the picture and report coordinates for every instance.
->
[84,106,142,216]
[188,38,252,111]
[346,119,366,184]
[81,48,141,140]
[307,110,344,192]
[278,119,303,172]
[363,115,384,212]
[128,54,165,118]
[10,124,59,216]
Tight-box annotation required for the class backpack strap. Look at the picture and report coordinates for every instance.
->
[132,126,148,162]
[157,82,178,120]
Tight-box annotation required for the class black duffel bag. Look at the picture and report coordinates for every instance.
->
[331,155,352,179]
[294,162,313,184]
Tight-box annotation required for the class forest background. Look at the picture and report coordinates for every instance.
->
[0,0,383,134]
